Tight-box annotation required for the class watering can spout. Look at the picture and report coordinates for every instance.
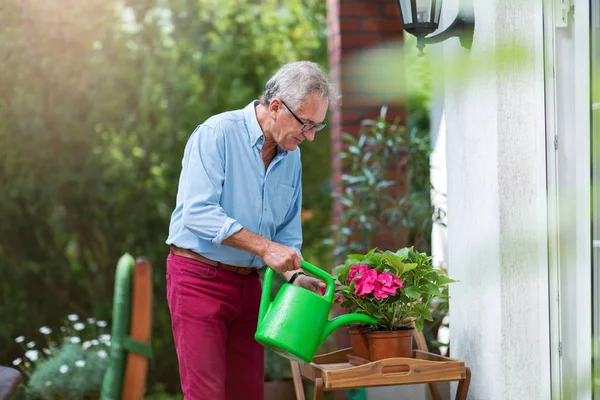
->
[321,313,377,343]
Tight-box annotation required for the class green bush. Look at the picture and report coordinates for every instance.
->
[12,315,111,400]
[27,343,109,400]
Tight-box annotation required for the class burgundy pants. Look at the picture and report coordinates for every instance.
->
[166,253,264,400]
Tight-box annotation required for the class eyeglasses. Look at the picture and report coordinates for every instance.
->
[280,100,327,132]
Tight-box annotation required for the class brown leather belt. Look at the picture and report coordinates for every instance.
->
[170,245,255,276]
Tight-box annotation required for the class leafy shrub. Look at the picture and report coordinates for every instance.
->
[12,315,111,400]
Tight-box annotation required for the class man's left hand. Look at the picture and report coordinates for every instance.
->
[294,274,326,293]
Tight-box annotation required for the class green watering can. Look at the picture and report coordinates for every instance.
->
[255,260,377,363]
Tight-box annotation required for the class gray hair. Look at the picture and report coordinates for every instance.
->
[259,61,339,111]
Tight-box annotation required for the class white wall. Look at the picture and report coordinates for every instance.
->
[442,0,551,398]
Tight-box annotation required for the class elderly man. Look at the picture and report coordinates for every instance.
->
[165,61,337,400]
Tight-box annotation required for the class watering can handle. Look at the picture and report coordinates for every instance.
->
[257,260,336,324]
[298,260,335,301]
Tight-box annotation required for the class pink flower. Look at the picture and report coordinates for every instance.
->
[371,272,403,300]
[393,275,404,288]
[377,272,393,286]
[354,269,378,297]
[348,264,370,283]
[373,285,390,300]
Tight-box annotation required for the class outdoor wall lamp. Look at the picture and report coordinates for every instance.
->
[397,0,475,55]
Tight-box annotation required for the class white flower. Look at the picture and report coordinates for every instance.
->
[68,314,79,321]
[99,334,111,343]
[60,326,67,333]
[45,381,52,387]
[59,365,68,374]
[69,337,81,344]
[12,358,22,366]
[87,318,96,324]
[73,323,85,331]
[96,320,107,328]
[25,350,39,361]
[26,341,35,348]
[75,360,86,368]
[14,336,25,343]
[97,350,108,359]
[82,341,92,350]
[39,326,52,335]
[43,348,51,355]
[91,339,99,346]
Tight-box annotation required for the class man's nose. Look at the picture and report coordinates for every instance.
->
[302,128,316,142]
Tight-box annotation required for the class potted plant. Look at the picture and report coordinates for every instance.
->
[332,247,455,361]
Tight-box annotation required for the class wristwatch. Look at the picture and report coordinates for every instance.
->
[288,271,306,284]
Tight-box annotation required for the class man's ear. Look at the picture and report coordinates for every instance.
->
[268,99,282,119]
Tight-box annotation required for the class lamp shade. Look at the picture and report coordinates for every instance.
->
[398,0,443,37]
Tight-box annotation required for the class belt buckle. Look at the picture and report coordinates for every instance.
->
[235,266,251,276]
[219,262,241,275]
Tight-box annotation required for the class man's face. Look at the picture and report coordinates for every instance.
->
[272,94,328,151]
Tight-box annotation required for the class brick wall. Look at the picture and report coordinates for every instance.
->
[327,0,407,251]
[325,4,408,390]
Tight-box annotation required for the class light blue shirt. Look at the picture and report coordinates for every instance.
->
[166,101,303,268]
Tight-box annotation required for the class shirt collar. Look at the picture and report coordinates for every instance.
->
[244,100,266,148]
[244,100,288,157]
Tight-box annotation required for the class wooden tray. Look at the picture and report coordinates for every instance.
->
[297,348,469,391]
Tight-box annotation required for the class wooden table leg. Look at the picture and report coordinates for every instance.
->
[428,382,442,400]
[290,361,306,400]
[455,367,472,400]
[313,377,324,400]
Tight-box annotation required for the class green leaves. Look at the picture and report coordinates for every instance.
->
[404,286,421,300]
[395,247,410,260]
[423,284,442,296]
[436,275,458,285]
[402,263,418,274]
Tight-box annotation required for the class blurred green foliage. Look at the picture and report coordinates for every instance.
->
[26,343,110,400]
[11,316,112,400]
[0,0,330,395]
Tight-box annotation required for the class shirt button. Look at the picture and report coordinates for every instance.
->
[264,208,267,211]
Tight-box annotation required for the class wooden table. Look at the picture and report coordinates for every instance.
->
[290,348,471,400]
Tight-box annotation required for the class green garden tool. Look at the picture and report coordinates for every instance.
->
[255,260,377,363]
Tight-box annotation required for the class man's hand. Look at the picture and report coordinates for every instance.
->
[222,229,300,273]
[293,274,326,293]
[261,241,301,273]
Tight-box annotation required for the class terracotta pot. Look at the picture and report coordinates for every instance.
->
[347,325,371,360]
[366,328,414,361]
[264,379,296,400]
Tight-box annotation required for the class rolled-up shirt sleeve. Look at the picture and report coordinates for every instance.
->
[181,125,243,246]
[272,164,303,256]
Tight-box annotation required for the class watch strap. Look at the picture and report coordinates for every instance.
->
[288,271,306,284]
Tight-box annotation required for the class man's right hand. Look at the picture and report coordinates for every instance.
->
[222,228,301,274]
[262,241,301,273]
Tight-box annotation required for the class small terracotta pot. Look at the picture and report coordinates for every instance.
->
[347,325,371,360]
[366,328,414,361]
